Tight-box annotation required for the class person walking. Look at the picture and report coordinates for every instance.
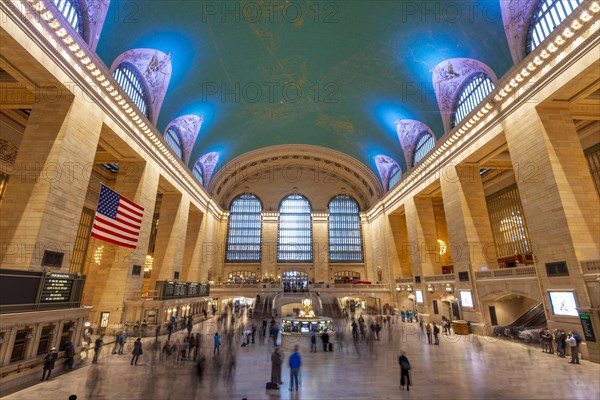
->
[321,331,329,352]
[92,335,103,363]
[433,324,440,345]
[288,345,302,392]
[271,346,284,386]
[118,331,127,355]
[41,347,58,381]
[398,352,411,391]
[425,323,432,344]
[213,332,221,355]
[63,340,75,371]
[310,331,317,352]
[131,338,143,365]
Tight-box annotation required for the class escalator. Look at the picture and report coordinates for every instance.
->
[493,302,547,341]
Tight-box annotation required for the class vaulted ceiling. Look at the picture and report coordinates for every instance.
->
[95,0,513,180]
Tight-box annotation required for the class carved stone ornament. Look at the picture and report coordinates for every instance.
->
[196,152,219,186]
[110,48,172,125]
[0,138,18,166]
[164,115,203,164]
[430,58,498,133]
[395,119,435,168]
[374,155,400,191]
[500,0,538,64]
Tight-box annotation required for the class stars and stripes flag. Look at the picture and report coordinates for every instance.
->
[90,185,145,249]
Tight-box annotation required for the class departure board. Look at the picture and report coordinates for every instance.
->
[40,273,73,303]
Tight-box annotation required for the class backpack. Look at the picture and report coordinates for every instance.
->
[573,333,581,345]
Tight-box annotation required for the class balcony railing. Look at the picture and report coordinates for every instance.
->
[475,265,537,280]
[395,277,414,284]
[581,260,600,274]
[423,274,456,283]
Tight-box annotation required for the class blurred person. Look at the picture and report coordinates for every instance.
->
[131,337,143,365]
[288,345,302,392]
[271,346,284,386]
[41,347,58,381]
[398,352,411,391]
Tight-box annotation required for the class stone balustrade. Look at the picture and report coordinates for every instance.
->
[474,266,537,280]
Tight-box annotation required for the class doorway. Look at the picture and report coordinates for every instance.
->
[282,271,308,292]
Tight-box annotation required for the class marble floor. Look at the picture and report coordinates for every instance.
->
[3,317,599,400]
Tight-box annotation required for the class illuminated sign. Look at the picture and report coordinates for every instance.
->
[460,291,474,308]
[549,291,578,317]
[415,290,423,303]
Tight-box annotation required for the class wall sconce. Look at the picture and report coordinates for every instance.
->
[405,285,413,292]
[427,284,435,293]
[396,286,401,292]
[444,284,454,293]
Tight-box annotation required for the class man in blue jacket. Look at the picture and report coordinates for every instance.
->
[288,345,301,392]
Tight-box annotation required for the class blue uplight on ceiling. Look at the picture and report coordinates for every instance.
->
[372,102,414,135]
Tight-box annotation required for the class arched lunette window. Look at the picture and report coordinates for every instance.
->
[453,73,495,127]
[527,0,584,54]
[277,194,312,262]
[113,62,149,118]
[413,132,435,165]
[193,162,204,185]
[328,195,363,262]
[225,194,262,262]
[164,127,182,159]
[388,165,401,190]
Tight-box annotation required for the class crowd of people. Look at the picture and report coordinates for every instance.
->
[539,328,582,364]
[35,302,588,399]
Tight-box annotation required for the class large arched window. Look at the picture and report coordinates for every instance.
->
[193,162,204,185]
[164,127,182,159]
[225,194,262,262]
[453,73,495,127]
[277,194,312,262]
[388,165,401,190]
[328,195,363,262]
[527,0,584,53]
[413,132,435,165]
[52,0,84,36]
[113,62,149,117]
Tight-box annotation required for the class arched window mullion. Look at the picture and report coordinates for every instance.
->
[526,0,583,53]
[52,0,83,36]
[226,194,262,262]
[278,194,312,262]
[328,195,363,262]
[452,73,495,128]
[112,62,150,118]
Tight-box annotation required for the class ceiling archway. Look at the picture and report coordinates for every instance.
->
[210,145,383,210]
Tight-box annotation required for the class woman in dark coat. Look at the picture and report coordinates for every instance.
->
[131,338,143,365]
[271,346,284,385]
[399,352,411,391]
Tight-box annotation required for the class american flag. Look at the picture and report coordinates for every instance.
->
[90,185,145,249]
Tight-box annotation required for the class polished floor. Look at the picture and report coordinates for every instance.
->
[4,317,600,400]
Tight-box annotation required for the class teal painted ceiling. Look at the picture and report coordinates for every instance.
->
[96,0,513,177]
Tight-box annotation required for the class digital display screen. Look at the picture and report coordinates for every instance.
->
[301,324,310,333]
[460,291,474,308]
[549,291,578,317]
[415,290,423,303]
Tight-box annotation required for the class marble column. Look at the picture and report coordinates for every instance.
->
[0,97,102,270]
